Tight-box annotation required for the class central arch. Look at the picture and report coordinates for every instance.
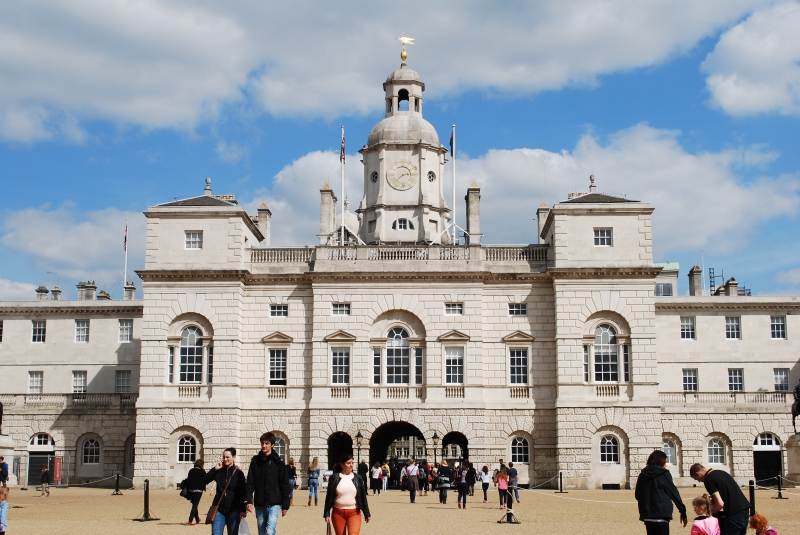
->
[327,432,353,470]
[442,431,469,462]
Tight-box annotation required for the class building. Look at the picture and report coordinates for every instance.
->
[1,55,797,490]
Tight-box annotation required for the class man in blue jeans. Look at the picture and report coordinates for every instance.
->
[690,463,750,535]
[246,432,291,535]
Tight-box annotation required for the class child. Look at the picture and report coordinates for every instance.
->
[690,494,720,535]
[749,514,778,535]
[0,486,9,535]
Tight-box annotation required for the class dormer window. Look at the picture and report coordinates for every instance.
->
[392,219,414,230]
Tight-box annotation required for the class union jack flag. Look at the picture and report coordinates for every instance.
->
[340,129,345,163]
[123,224,128,251]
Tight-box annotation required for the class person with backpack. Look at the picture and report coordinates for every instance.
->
[455,462,468,509]
[437,460,451,504]
[417,462,428,496]
[183,459,206,525]
[635,450,687,535]
[465,462,477,497]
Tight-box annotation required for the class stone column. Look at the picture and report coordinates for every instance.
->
[465,183,482,245]
[537,203,549,244]
[688,265,702,296]
[257,203,272,246]
[786,434,800,486]
[318,185,337,245]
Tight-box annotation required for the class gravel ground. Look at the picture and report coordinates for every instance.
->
[4,485,798,534]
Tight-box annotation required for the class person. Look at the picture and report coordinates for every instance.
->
[690,494,720,535]
[0,457,7,488]
[399,463,407,490]
[456,462,468,509]
[380,461,390,493]
[430,463,439,492]
[0,486,9,535]
[437,460,451,504]
[370,462,383,496]
[308,457,320,506]
[496,465,509,509]
[204,448,247,535]
[287,457,297,507]
[465,462,477,497]
[185,459,206,525]
[748,514,778,535]
[357,459,369,483]
[245,432,292,535]
[507,462,520,503]
[477,466,491,502]
[690,464,750,535]
[418,461,428,496]
[406,459,419,503]
[323,454,371,535]
[39,464,50,497]
[635,450,687,534]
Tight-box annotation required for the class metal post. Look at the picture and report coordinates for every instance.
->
[774,475,787,499]
[749,480,756,516]
[112,473,122,495]
[138,479,159,521]
[556,471,567,493]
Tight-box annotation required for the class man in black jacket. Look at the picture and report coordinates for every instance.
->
[635,450,687,534]
[245,432,291,535]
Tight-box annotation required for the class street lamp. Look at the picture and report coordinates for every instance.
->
[432,432,440,464]
[356,431,363,464]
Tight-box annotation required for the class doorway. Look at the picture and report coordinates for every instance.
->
[753,432,782,486]
[327,432,353,470]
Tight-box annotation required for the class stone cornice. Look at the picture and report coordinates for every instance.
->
[548,267,662,279]
[0,302,143,316]
[655,297,800,311]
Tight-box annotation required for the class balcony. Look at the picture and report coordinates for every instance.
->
[371,387,424,400]
[660,392,789,407]
[0,394,139,410]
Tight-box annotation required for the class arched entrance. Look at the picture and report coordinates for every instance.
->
[369,421,425,488]
[441,431,469,463]
[328,432,353,470]
[753,432,782,486]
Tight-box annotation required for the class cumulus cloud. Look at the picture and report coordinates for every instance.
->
[0,203,146,295]
[0,0,768,141]
[216,141,249,164]
[775,268,800,285]
[702,1,800,116]
[0,278,38,301]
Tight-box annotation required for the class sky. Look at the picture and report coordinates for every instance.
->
[1,0,800,300]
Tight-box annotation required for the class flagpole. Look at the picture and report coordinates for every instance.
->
[451,125,456,244]
[340,126,345,246]
[123,219,128,287]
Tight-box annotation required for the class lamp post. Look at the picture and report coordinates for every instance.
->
[356,431,363,464]
[432,432,440,464]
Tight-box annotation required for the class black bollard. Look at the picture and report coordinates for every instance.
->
[749,480,756,516]
[112,473,122,495]
[556,471,567,493]
[137,479,159,521]
[773,475,787,500]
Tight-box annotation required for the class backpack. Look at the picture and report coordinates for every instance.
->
[418,467,426,481]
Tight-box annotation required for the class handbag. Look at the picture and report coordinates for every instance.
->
[206,466,238,525]
[180,486,189,499]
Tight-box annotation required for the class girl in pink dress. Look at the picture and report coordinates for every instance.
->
[690,494,720,535]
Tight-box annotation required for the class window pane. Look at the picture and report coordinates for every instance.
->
[386,328,409,384]
[372,348,381,385]
[115,370,132,393]
[178,436,196,462]
[185,231,203,249]
[179,327,203,383]
[415,347,423,385]
[683,369,698,392]
[511,437,530,464]
[332,303,351,316]
[771,316,786,339]
[509,349,528,384]
[594,228,613,246]
[725,317,741,339]
[273,437,287,461]
[270,305,288,317]
[72,371,87,394]
[445,303,463,315]
[75,320,90,342]
[680,317,695,339]
[29,371,43,394]
[728,369,743,392]
[32,320,46,343]
[82,439,100,464]
[600,436,619,463]
[331,349,350,384]
[508,303,527,316]
[708,439,725,464]
[662,439,676,465]
[594,325,618,382]
[269,349,287,386]
[119,319,133,342]
[774,368,789,391]
[445,347,464,384]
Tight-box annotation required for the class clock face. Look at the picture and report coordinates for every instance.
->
[386,160,418,191]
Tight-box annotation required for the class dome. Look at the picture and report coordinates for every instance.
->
[385,65,422,84]
[367,115,440,147]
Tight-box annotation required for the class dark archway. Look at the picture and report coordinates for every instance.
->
[369,421,425,489]
[327,432,353,470]
[442,431,469,462]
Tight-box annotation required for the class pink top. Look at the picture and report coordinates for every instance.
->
[497,476,509,490]
[691,516,720,535]
[334,473,357,510]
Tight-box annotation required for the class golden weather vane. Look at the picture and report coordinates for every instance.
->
[396,32,415,64]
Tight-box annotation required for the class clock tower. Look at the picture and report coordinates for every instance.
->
[357,53,451,244]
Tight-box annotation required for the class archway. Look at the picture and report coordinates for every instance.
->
[369,421,425,488]
[442,431,469,463]
[327,432,353,470]
[753,432,782,486]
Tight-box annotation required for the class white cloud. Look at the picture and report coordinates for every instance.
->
[776,268,800,285]
[0,278,38,301]
[0,1,768,141]
[702,1,800,116]
[0,203,146,295]
[216,141,249,164]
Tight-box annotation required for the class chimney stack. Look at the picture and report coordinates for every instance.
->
[50,286,62,301]
[257,203,272,246]
[77,281,96,300]
[688,265,703,296]
[318,184,337,245]
[124,282,136,300]
[725,277,738,296]
[35,286,49,301]
[465,183,482,245]
[537,202,550,244]
[97,290,111,300]
[589,174,597,193]
[76,282,86,300]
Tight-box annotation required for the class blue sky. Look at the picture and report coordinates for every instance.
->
[1,1,799,299]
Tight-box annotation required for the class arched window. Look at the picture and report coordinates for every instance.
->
[594,325,618,382]
[180,327,203,383]
[511,437,530,464]
[178,436,197,463]
[82,439,100,464]
[754,433,779,447]
[274,436,287,461]
[398,89,409,111]
[30,434,54,446]
[662,438,677,465]
[392,219,414,230]
[600,435,619,463]
[708,438,725,464]
[386,328,410,384]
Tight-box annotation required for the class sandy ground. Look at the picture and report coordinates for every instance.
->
[4,485,799,535]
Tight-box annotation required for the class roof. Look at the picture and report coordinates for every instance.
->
[654,262,680,271]
[367,115,440,147]
[385,65,422,84]
[563,193,638,204]
[158,195,237,207]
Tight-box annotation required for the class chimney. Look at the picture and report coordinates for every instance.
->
[76,282,87,300]
[50,286,62,301]
[318,184,337,245]
[204,177,212,196]
[257,203,272,246]
[536,202,549,244]
[123,282,136,300]
[35,286,49,301]
[725,277,738,296]
[589,174,597,193]
[465,183,482,245]
[97,290,111,300]
[81,281,97,301]
[688,265,702,296]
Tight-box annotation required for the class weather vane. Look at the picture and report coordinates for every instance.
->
[396,32,415,65]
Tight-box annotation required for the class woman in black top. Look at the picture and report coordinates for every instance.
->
[204,448,248,535]
[185,459,206,525]
[437,460,451,504]
[287,457,297,506]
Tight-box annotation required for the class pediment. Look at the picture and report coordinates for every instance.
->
[437,330,470,342]
[324,330,357,342]
[501,330,535,343]
[261,331,294,344]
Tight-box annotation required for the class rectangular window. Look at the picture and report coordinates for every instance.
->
[332,303,351,316]
[270,305,288,317]
[185,231,203,249]
[397,219,407,230]
[654,283,673,296]
[119,319,133,342]
[594,345,619,382]
[168,346,175,384]
[583,345,589,382]
[728,368,744,392]
[32,320,46,343]
[594,228,613,246]
[207,346,213,384]
[386,344,409,384]
[0,320,3,342]
[415,347,423,385]
[623,345,630,383]
[444,303,463,315]
[774,368,789,391]
[680,317,696,339]
[29,371,43,394]
[72,371,87,394]
[445,347,464,384]
[508,303,527,316]
[331,349,350,384]
[75,319,90,343]
[372,348,381,385]
[771,316,786,339]
[725,317,741,339]
[269,349,287,386]
[115,370,132,393]
[682,369,698,392]
[179,344,203,383]
[509,349,529,384]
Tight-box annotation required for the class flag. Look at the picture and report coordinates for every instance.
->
[340,129,345,163]
[449,129,454,158]
[123,224,128,251]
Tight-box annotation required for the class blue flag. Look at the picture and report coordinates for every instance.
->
[340,131,346,163]
[449,130,454,158]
